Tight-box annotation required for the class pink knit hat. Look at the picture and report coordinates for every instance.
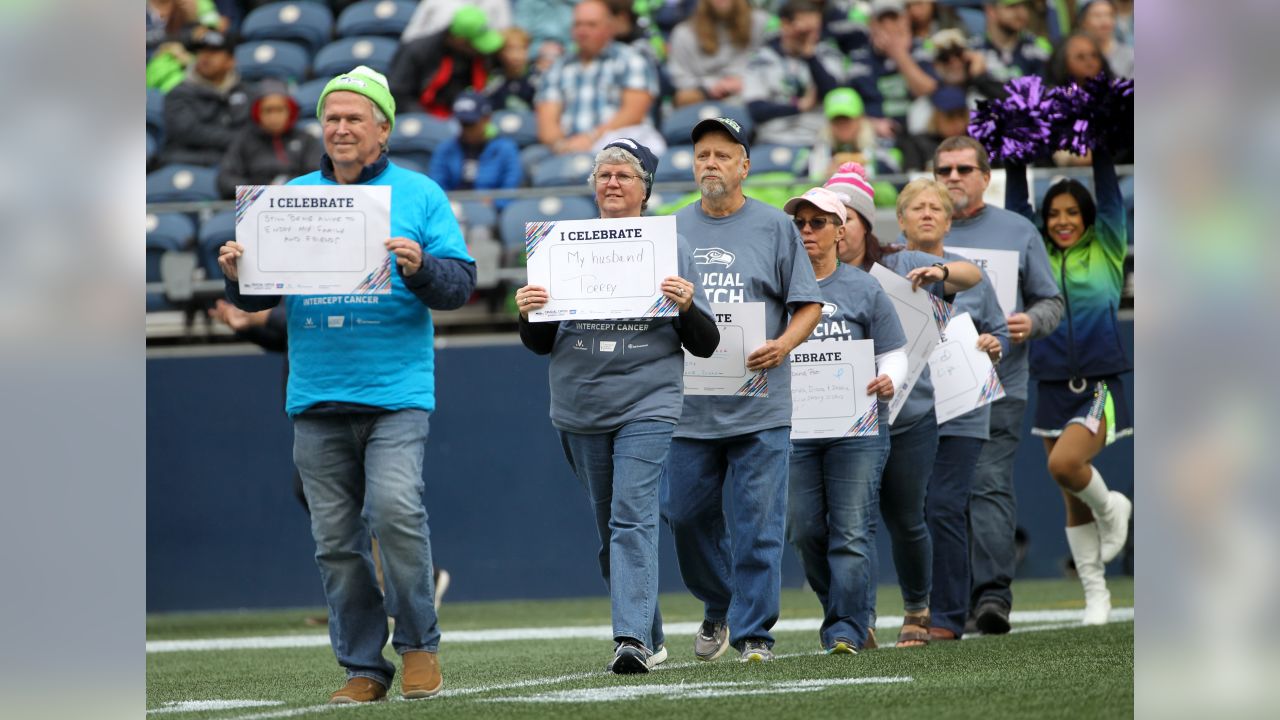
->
[824,162,876,227]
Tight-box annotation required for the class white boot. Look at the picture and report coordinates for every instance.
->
[1065,524,1111,625]
[1070,467,1132,563]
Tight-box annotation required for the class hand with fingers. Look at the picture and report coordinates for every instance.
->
[385,237,424,275]
[866,374,895,400]
[660,275,696,312]
[515,284,549,319]
[217,241,245,281]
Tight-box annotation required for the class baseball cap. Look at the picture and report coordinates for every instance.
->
[931,85,968,112]
[602,138,659,201]
[187,28,234,52]
[452,91,492,124]
[784,187,849,225]
[690,117,750,158]
[870,0,906,17]
[824,88,865,119]
[450,6,504,55]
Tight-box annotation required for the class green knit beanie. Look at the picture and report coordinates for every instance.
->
[316,65,397,131]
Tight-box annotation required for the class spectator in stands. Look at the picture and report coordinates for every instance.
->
[514,0,578,72]
[667,0,771,108]
[927,136,1063,637]
[1076,0,1132,77]
[486,27,538,112]
[516,139,718,674]
[663,117,823,664]
[161,29,251,166]
[976,0,1051,82]
[535,0,662,154]
[400,0,512,44]
[216,79,323,198]
[216,66,476,704]
[905,0,941,41]
[847,0,938,143]
[741,0,845,147]
[899,85,971,172]
[147,0,199,57]
[807,88,895,179]
[428,91,522,207]
[605,0,670,102]
[928,28,1005,104]
[387,5,503,118]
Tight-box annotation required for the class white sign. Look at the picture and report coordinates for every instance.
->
[789,340,879,439]
[234,185,393,295]
[929,312,1007,424]
[525,216,680,322]
[683,302,768,396]
[869,263,951,424]
[946,246,1020,318]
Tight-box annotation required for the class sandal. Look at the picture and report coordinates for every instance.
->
[897,610,931,647]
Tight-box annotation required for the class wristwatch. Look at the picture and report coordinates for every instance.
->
[931,262,949,281]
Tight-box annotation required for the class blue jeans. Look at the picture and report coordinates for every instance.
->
[293,409,439,688]
[661,428,791,650]
[927,435,984,636]
[872,411,938,616]
[968,396,1026,613]
[560,420,673,651]
[787,424,889,650]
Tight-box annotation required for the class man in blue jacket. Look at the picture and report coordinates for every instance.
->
[428,91,522,209]
[217,66,476,705]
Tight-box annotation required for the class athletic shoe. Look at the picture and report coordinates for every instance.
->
[974,599,1011,635]
[650,643,668,668]
[694,620,730,661]
[608,639,654,674]
[740,640,774,663]
[433,568,451,611]
[1096,492,1133,564]
[328,677,387,704]
[826,638,857,655]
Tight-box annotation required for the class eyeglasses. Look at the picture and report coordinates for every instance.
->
[793,217,834,231]
[934,165,980,177]
[594,172,641,186]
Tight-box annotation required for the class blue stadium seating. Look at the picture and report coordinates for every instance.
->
[147,130,159,167]
[388,154,427,174]
[389,112,458,169]
[492,109,539,148]
[147,164,221,204]
[660,101,754,147]
[240,2,335,54]
[336,0,417,38]
[147,88,166,142]
[655,144,695,182]
[748,143,806,175]
[235,40,311,82]
[196,210,236,280]
[530,152,596,187]
[499,196,597,249]
[147,213,197,311]
[452,199,497,231]
[295,117,323,141]
[292,77,330,116]
[312,36,398,78]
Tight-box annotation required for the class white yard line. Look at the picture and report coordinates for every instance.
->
[146,607,1133,654]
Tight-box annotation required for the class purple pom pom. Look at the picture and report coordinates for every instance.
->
[1053,74,1134,156]
[968,76,1059,163]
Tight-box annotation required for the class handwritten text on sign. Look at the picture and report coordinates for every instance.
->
[257,211,366,272]
[548,241,655,299]
[789,339,877,438]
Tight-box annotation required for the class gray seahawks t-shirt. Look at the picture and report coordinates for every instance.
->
[548,235,714,433]
[672,198,824,439]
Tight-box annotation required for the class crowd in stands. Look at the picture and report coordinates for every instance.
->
[146,0,1135,313]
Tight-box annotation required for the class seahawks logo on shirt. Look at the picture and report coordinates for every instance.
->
[820,302,838,316]
[694,247,735,268]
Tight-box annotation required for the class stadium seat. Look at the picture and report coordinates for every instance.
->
[492,109,539,148]
[312,36,398,78]
[530,152,596,187]
[147,164,221,204]
[296,117,323,140]
[520,143,554,179]
[292,77,330,116]
[147,88,165,142]
[748,143,806,175]
[956,6,986,40]
[197,210,236,280]
[240,1,335,54]
[389,112,458,169]
[235,40,311,82]
[451,199,498,231]
[147,213,197,312]
[336,0,417,38]
[499,196,597,249]
[655,144,695,182]
[660,101,754,147]
[146,130,159,168]
[388,154,427,174]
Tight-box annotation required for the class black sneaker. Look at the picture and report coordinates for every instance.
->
[974,600,1011,635]
[608,639,654,674]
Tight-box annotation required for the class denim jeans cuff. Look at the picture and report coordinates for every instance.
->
[396,645,440,655]
[347,670,392,687]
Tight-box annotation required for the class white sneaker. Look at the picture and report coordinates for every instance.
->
[1096,492,1132,564]
[1066,524,1111,626]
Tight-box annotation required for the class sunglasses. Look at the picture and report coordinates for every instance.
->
[935,164,980,177]
[793,217,835,231]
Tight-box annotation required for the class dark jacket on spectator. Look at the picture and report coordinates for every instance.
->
[162,66,252,166]
[387,30,492,118]
[217,80,323,197]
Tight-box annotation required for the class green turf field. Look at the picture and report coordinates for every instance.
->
[147,578,1133,719]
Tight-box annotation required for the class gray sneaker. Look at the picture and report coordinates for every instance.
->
[694,620,730,661]
[740,639,774,663]
[607,640,654,674]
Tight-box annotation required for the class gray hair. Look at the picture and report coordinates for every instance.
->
[587,146,651,211]
[320,93,391,153]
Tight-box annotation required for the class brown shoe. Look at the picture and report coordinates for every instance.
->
[864,627,878,650]
[328,677,387,704]
[401,650,443,699]
[929,626,959,641]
